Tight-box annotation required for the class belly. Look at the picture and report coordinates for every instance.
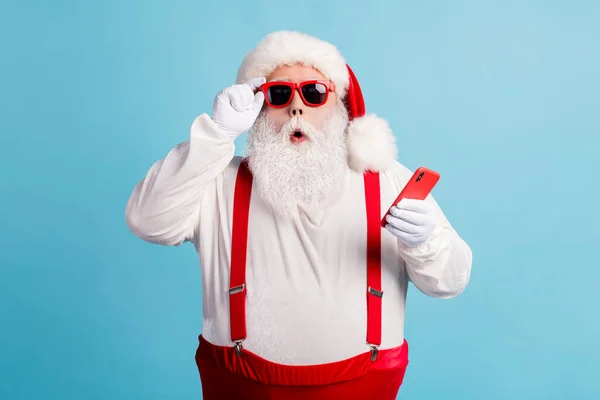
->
[239,273,407,365]
[199,191,409,365]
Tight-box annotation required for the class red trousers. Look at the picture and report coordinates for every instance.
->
[195,335,409,400]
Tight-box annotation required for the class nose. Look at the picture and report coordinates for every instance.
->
[288,90,304,117]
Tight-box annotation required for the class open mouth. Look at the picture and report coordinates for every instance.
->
[290,130,307,143]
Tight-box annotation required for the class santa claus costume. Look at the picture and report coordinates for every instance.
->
[125,31,472,399]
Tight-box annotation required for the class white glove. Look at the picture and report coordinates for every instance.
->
[212,77,266,140]
[384,198,437,247]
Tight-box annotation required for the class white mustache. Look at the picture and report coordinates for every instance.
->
[280,117,316,140]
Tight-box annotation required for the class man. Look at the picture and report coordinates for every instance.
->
[125,30,472,399]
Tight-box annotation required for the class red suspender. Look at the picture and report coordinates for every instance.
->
[363,171,382,360]
[228,160,252,356]
[229,160,382,360]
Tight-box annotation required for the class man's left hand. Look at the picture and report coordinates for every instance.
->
[384,198,437,247]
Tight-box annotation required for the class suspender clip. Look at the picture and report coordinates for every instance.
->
[369,344,379,361]
[234,340,244,357]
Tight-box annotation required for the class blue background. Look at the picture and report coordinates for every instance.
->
[1,1,598,399]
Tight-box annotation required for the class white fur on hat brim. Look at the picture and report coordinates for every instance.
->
[237,31,349,98]
[346,114,398,173]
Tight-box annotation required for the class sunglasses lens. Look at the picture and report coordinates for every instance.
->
[301,83,328,105]
[267,85,293,106]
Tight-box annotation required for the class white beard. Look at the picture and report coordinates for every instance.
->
[245,102,349,219]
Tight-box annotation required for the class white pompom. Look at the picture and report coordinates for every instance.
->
[346,114,398,172]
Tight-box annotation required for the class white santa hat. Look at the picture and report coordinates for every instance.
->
[236,30,398,173]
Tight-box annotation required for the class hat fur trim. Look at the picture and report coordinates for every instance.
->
[346,114,398,173]
[236,31,349,98]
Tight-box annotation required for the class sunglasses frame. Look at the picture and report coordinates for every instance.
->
[260,80,334,108]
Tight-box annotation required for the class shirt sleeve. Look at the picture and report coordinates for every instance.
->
[124,113,236,246]
[398,194,473,299]
[382,161,473,299]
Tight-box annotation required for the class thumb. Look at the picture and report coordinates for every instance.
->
[253,91,265,113]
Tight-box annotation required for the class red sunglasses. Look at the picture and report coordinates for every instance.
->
[260,80,334,108]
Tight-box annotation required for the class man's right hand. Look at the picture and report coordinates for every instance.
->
[212,77,266,139]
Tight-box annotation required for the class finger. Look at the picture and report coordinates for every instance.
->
[396,198,431,213]
[389,207,428,226]
[385,224,419,243]
[229,94,245,112]
[385,214,421,234]
[253,91,265,112]
[246,77,267,92]
[230,86,252,112]
[241,86,255,107]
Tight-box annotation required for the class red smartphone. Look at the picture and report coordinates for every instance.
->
[380,167,440,228]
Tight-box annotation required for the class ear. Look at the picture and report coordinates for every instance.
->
[346,114,398,172]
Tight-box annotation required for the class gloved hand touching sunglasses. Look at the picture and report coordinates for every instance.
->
[212,77,266,140]
[384,198,437,248]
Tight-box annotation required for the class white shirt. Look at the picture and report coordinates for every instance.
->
[125,113,473,365]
